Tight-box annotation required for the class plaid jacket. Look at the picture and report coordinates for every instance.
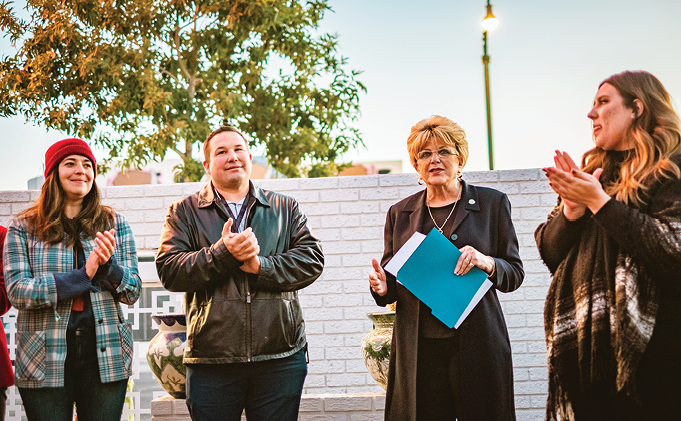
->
[2,212,141,388]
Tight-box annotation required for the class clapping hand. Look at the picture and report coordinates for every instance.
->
[85,229,116,279]
[222,218,261,274]
[548,151,587,219]
[544,150,609,218]
[222,218,260,261]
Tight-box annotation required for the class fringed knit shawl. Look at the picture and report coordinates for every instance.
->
[537,158,681,421]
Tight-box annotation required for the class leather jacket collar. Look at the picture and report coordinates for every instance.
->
[198,180,271,209]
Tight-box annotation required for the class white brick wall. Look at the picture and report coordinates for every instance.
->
[150,394,386,420]
[0,170,556,421]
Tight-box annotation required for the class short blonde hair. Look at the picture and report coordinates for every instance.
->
[407,115,468,169]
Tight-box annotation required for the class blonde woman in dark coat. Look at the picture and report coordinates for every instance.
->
[369,116,524,421]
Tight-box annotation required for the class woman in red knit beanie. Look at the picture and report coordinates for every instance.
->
[3,138,141,421]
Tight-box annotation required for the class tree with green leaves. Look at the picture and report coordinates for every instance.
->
[0,0,365,180]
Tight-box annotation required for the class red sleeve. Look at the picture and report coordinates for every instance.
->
[0,225,11,315]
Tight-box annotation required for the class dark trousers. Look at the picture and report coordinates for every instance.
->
[0,386,7,421]
[416,336,462,421]
[186,348,307,421]
[18,328,128,421]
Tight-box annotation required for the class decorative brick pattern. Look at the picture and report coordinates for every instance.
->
[1,170,556,421]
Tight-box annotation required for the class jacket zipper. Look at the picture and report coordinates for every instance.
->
[244,195,257,363]
[215,194,254,362]
[246,281,252,362]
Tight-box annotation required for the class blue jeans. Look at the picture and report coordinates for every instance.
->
[186,347,308,421]
[18,328,128,421]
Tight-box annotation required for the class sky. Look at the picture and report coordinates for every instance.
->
[2,0,681,190]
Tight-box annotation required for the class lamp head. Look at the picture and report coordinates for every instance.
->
[481,4,499,32]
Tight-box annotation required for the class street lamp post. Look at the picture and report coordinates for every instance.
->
[481,1,498,170]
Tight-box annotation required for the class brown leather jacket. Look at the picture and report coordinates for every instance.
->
[156,182,323,363]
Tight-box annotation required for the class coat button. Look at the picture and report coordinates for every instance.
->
[450,234,458,241]
[100,347,106,352]
[98,319,103,324]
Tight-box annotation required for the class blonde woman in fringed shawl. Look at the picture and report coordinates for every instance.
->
[536,71,681,421]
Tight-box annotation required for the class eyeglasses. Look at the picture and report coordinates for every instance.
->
[416,148,458,161]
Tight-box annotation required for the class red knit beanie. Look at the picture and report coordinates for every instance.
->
[44,138,97,178]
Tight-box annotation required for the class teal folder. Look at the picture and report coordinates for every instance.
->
[384,228,492,328]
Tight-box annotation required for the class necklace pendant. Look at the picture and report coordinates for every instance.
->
[426,191,460,236]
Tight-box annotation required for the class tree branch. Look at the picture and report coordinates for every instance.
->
[170,144,185,160]
[174,24,192,83]
[174,24,200,99]
[194,3,199,33]
[160,68,182,85]
[185,140,194,159]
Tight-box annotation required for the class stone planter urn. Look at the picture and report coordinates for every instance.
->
[361,310,395,391]
[147,313,187,399]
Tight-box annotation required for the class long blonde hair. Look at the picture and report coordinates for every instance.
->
[582,71,681,206]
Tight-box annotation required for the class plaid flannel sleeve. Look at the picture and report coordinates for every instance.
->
[111,212,141,305]
[3,218,59,310]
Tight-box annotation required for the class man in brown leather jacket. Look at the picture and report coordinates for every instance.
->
[156,125,324,421]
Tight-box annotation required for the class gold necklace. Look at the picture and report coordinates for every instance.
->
[426,189,461,234]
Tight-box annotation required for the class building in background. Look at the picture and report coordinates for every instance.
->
[338,160,402,176]
[26,158,403,189]
[25,156,289,189]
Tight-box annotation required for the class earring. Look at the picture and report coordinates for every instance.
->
[418,178,425,185]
